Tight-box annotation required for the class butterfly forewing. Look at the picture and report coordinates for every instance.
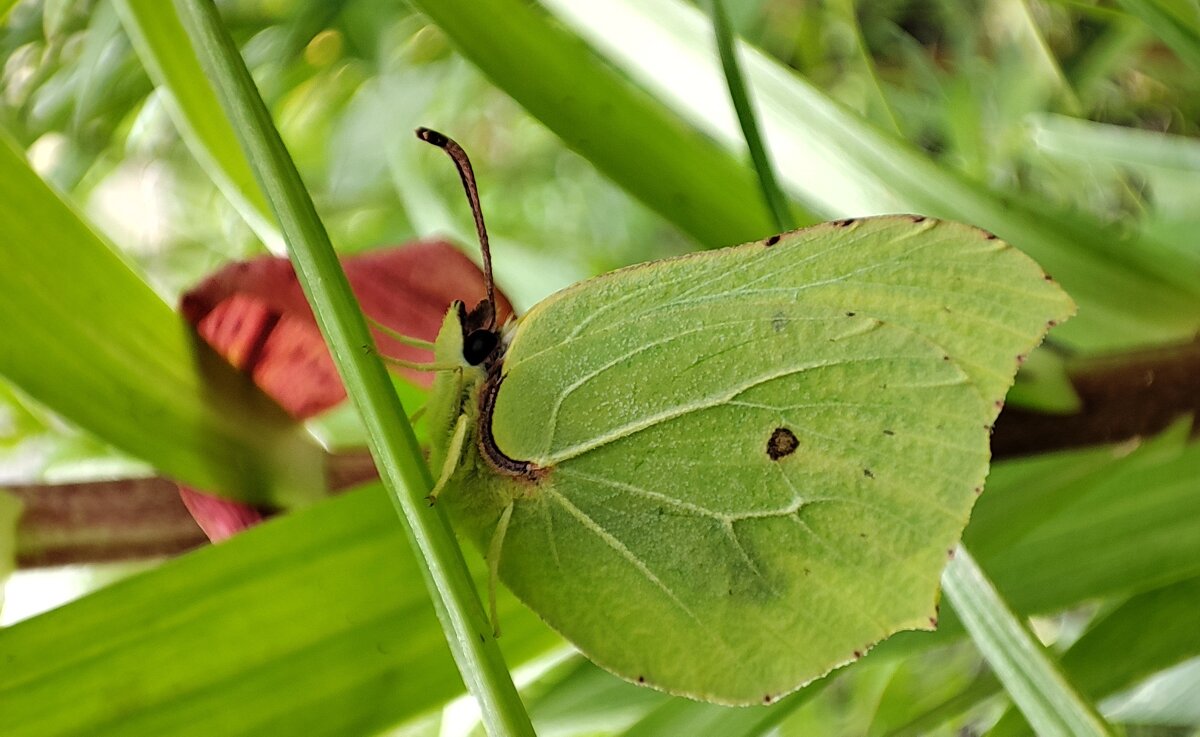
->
[453,216,1073,703]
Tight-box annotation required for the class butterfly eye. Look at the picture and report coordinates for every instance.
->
[463,329,499,366]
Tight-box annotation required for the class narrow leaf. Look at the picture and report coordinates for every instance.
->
[0,484,559,737]
[112,0,283,252]
[0,133,324,505]
[706,0,793,232]
[941,546,1113,737]
[990,575,1200,735]
[1116,0,1200,74]
[406,0,807,247]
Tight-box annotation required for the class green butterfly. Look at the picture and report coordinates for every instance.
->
[407,128,1073,705]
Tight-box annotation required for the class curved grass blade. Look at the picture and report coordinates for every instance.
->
[405,0,812,247]
[168,1,534,733]
[941,546,1113,737]
[0,132,324,505]
[0,484,559,737]
[706,0,793,232]
[113,0,283,252]
[1115,0,1200,74]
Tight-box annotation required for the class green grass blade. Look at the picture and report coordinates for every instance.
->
[1116,0,1200,74]
[1028,112,1200,172]
[0,132,324,505]
[989,574,1200,735]
[828,0,902,134]
[941,546,1113,737]
[885,575,1200,736]
[706,0,793,232]
[168,2,534,733]
[0,484,559,737]
[972,433,1200,614]
[1014,0,1084,114]
[113,0,283,252]
[406,0,811,247]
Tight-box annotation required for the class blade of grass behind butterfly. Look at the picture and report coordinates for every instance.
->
[1114,0,1200,74]
[993,574,1200,736]
[942,546,1113,737]
[169,2,534,734]
[537,0,1200,351]
[706,0,793,232]
[405,0,815,249]
[113,0,283,252]
[0,483,559,737]
[0,132,324,505]
[883,576,1200,736]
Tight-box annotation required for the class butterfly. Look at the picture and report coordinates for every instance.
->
[406,128,1073,704]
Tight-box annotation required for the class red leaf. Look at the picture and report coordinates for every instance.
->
[178,240,511,540]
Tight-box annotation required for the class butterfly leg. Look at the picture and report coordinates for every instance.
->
[365,315,436,350]
[486,501,515,637]
[379,355,463,372]
[426,412,469,505]
[407,404,427,425]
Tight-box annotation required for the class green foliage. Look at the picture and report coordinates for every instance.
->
[1,1,1198,735]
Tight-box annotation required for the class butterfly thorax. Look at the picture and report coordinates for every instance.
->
[427,302,543,489]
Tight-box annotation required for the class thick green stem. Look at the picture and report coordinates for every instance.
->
[170,1,535,734]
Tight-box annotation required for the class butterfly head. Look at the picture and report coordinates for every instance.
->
[418,128,505,369]
[458,298,501,366]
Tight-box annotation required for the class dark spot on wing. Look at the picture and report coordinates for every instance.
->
[853,650,863,659]
[845,311,856,317]
[833,218,856,227]
[882,429,895,436]
[767,428,799,460]
[863,468,874,479]
[763,694,773,704]
[764,234,781,246]
[910,215,926,223]
[929,616,939,627]
[637,675,646,684]
[771,311,787,332]
[985,231,999,240]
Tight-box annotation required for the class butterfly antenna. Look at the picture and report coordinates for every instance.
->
[416,127,496,329]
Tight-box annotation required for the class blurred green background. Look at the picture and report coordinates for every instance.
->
[2,1,1200,736]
